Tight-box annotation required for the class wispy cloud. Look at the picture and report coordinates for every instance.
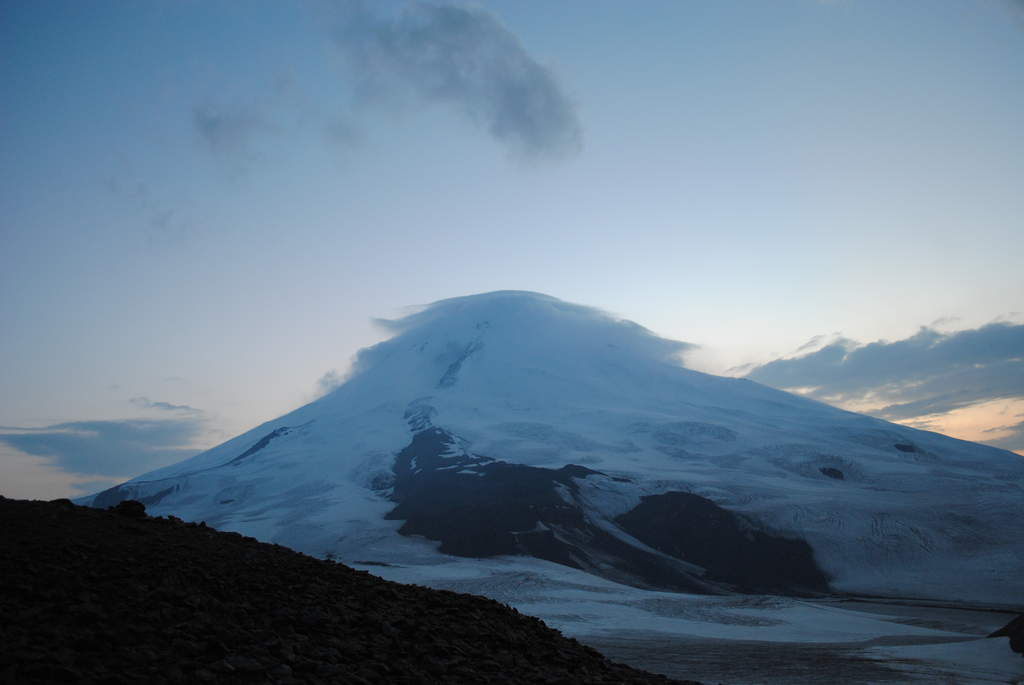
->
[746,323,1023,405]
[745,322,1024,451]
[130,396,203,415]
[1001,0,1024,26]
[333,1,582,158]
[193,103,266,159]
[0,419,205,480]
[105,177,193,249]
[315,369,344,397]
[986,419,1024,452]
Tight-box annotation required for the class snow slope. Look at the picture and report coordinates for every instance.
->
[82,291,1024,604]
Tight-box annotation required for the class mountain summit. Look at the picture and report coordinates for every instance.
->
[85,291,1024,603]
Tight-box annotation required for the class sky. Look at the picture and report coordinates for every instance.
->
[1,0,1022,499]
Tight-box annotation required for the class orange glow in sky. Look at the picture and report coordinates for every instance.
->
[891,398,1024,457]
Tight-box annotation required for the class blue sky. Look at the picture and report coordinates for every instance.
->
[2,0,1022,498]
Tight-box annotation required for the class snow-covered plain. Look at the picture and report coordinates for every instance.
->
[81,291,1024,681]
[355,554,1022,684]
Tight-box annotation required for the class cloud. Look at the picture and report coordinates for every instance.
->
[986,420,1024,452]
[130,396,203,415]
[795,334,827,353]
[1003,0,1024,25]
[866,359,1024,419]
[333,1,582,158]
[745,322,1024,448]
[325,117,363,147]
[356,291,696,383]
[746,322,1024,399]
[193,103,265,158]
[105,177,194,249]
[0,419,205,479]
[315,369,345,397]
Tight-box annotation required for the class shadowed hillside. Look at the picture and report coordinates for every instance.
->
[0,496,699,685]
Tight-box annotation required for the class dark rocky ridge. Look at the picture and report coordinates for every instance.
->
[0,496,699,685]
[384,410,829,595]
[386,429,720,594]
[615,493,830,594]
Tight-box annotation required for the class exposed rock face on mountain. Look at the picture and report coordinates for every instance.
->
[382,419,828,595]
[82,291,1024,604]
[989,615,1024,656]
[0,496,696,685]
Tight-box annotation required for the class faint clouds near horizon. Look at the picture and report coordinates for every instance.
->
[0,419,205,489]
[130,396,204,416]
[0,395,214,499]
[745,321,1024,455]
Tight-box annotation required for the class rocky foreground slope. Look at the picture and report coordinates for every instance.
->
[0,497,699,685]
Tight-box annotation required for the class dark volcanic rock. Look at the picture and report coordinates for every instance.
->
[112,499,147,518]
[0,496,699,685]
[616,492,830,594]
[989,614,1024,656]
[384,406,830,596]
[386,425,726,594]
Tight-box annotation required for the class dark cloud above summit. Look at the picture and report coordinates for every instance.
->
[0,419,203,479]
[332,1,582,158]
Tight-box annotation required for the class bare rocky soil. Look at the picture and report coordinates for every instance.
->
[0,497,700,685]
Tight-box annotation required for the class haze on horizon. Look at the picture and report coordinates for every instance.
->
[1,0,1022,499]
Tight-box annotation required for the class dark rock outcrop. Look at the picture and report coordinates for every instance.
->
[385,408,830,596]
[819,467,844,480]
[989,614,1024,656]
[0,497,699,685]
[616,492,831,595]
[386,426,726,594]
[112,499,147,518]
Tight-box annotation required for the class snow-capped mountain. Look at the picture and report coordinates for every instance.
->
[82,291,1024,604]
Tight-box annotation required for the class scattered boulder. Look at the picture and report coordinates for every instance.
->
[110,499,146,518]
